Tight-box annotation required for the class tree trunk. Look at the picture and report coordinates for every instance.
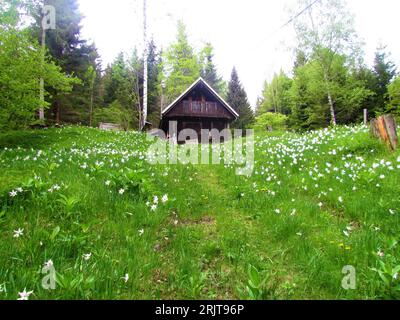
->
[55,101,60,125]
[89,90,94,127]
[39,26,46,121]
[327,91,336,126]
[142,0,148,131]
[135,71,142,130]
[324,71,336,126]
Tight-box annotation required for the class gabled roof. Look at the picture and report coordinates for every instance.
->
[162,77,239,118]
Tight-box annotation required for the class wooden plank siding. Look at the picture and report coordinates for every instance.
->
[99,123,122,131]
[165,100,235,120]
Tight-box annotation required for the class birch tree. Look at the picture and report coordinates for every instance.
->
[292,0,362,126]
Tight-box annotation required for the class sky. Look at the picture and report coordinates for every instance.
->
[78,0,400,108]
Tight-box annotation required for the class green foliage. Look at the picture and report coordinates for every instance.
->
[103,53,132,107]
[199,43,225,94]
[227,68,255,129]
[93,100,134,131]
[292,0,362,125]
[353,65,377,116]
[31,0,100,124]
[370,238,400,299]
[102,52,142,129]
[255,0,379,132]
[253,112,288,132]
[386,76,400,117]
[56,194,80,216]
[162,21,200,103]
[83,65,97,127]
[257,71,292,115]
[288,51,372,130]
[161,23,228,109]
[2,7,229,132]
[146,39,163,127]
[0,125,399,299]
[371,46,397,115]
[0,0,77,130]
[105,168,152,199]
[237,265,277,300]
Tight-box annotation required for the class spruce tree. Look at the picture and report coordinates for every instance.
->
[100,52,139,129]
[200,43,223,94]
[372,45,397,114]
[147,39,162,126]
[353,65,377,118]
[289,65,311,131]
[227,67,254,129]
[162,20,200,103]
[33,0,100,124]
[103,53,131,107]
[293,50,307,71]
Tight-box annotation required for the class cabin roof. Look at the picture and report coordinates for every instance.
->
[162,77,239,118]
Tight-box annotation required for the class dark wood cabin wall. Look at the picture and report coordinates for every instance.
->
[165,100,235,120]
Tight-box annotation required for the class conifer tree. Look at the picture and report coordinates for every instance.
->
[371,45,397,114]
[162,20,200,104]
[227,67,254,129]
[33,0,100,124]
[200,43,224,94]
[147,39,162,126]
[258,70,292,115]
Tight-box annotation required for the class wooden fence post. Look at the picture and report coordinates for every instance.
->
[371,115,398,151]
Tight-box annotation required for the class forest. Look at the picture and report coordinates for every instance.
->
[1,0,398,133]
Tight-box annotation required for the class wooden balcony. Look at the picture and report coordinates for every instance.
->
[164,100,235,120]
[183,101,218,113]
[181,101,223,117]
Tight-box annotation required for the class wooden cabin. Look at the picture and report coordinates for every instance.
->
[160,78,239,139]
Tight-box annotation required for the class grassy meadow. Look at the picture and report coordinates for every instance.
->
[0,125,400,300]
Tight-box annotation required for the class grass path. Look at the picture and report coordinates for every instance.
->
[175,164,311,299]
[189,162,365,299]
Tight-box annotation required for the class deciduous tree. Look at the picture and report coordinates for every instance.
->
[292,0,362,126]
[0,0,77,130]
[258,71,292,115]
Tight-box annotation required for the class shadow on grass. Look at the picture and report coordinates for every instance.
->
[0,128,81,149]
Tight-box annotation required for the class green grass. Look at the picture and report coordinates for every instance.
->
[0,125,399,300]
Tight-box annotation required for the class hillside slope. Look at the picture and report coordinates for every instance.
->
[0,126,399,300]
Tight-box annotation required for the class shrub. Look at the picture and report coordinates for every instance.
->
[386,77,400,119]
[253,112,288,132]
[93,100,136,130]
